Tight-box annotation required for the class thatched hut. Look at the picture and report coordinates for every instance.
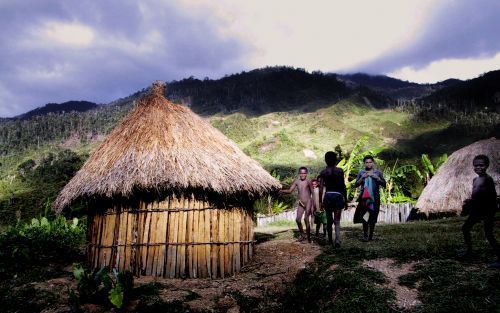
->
[54,81,280,278]
[416,137,499,216]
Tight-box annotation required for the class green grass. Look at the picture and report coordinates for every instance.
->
[279,216,500,312]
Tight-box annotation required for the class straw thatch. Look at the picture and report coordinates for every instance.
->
[54,81,280,212]
[416,137,499,216]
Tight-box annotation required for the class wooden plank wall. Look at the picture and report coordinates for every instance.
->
[87,198,254,278]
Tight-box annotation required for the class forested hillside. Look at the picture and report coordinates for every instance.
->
[422,69,500,113]
[0,67,349,154]
[339,73,462,100]
[0,66,498,223]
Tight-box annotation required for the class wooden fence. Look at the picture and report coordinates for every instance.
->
[256,202,414,227]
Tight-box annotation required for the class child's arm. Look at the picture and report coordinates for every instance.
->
[340,169,348,210]
[355,171,368,187]
[373,170,386,187]
[281,180,297,193]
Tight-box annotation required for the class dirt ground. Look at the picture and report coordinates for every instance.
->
[132,238,321,312]
[25,237,320,313]
[363,258,421,310]
[16,234,428,312]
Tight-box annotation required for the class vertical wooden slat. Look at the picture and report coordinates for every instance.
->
[179,207,188,278]
[211,209,218,278]
[165,209,174,277]
[210,209,218,278]
[176,197,187,277]
[169,208,180,278]
[187,199,194,278]
[223,209,230,276]
[155,209,167,277]
[165,199,173,278]
[105,213,114,268]
[240,211,246,266]
[125,211,134,271]
[141,204,152,275]
[234,209,241,273]
[228,209,234,275]
[204,208,212,278]
[130,210,140,274]
[152,203,161,276]
[98,213,107,268]
[249,211,254,260]
[219,209,226,278]
[115,211,123,271]
[147,204,158,275]
[198,206,207,278]
[192,204,199,278]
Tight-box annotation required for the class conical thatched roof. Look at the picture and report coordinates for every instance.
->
[416,137,499,215]
[54,81,281,211]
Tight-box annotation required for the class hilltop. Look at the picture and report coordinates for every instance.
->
[15,101,99,120]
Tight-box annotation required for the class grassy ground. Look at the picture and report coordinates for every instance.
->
[278,216,500,313]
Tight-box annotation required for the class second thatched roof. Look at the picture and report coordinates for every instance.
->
[54,81,281,211]
[416,137,499,215]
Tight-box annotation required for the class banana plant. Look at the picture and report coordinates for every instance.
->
[382,159,423,203]
[421,153,448,185]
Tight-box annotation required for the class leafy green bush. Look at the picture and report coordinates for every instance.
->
[0,215,85,278]
[72,264,134,309]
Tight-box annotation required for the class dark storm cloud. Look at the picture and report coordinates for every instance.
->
[351,0,500,75]
[0,0,249,117]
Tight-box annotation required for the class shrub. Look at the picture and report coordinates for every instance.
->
[0,215,85,278]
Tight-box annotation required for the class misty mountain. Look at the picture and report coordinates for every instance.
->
[422,69,500,112]
[338,73,462,100]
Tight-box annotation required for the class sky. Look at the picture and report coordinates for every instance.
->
[1,0,500,117]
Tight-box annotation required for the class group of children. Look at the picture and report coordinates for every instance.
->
[281,151,348,246]
[281,172,328,243]
[280,152,500,268]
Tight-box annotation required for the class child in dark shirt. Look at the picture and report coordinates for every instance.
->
[460,155,499,268]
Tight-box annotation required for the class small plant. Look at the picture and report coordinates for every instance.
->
[72,264,134,309]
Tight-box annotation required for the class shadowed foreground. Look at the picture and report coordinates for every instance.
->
[1,216,499,312]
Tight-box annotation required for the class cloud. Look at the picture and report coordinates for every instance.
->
[0,0,249,117]
[388,52,500,83]
[355,0,500,79]
[39,21,95,47]
[189,0,436,71]
[1,0,500,116]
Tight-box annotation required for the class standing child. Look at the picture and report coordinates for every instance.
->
[459,155,499,268]
[281,167,313,242]
[319,151,348,247]
[312,178,327,238]
[353,155,386,241]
